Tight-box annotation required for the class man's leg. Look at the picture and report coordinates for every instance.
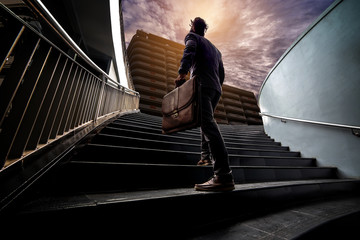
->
[195,88,234,191]
[198,131,213,166]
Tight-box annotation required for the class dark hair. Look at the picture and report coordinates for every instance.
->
[190,17,208,36]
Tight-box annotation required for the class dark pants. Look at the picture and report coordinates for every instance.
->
[200,88,231,176]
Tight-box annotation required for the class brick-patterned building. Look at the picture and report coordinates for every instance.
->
[127,30,262,125]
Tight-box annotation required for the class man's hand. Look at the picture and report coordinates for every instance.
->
[175,73,186,82]
[175,73,187,87]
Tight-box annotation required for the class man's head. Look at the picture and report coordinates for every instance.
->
[190,17,208,36]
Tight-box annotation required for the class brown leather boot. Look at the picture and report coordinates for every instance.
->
[194,174,235,192]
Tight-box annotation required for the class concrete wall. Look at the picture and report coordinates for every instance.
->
[259,0,360,178]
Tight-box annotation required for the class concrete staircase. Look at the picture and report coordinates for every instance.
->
[9,112,360,238]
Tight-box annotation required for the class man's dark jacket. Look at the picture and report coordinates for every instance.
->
[178,32,225,94]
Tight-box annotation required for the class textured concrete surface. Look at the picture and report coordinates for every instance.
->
[192,197,360,239]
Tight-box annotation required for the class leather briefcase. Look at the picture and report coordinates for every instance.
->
[162,76,200,134]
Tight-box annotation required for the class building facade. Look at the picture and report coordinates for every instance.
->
[127,30,262,125]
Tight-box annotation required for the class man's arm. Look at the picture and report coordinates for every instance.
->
[176,33,197,83]
[219,57,225,85]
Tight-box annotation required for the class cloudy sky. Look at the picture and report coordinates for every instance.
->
[122,0,335,96]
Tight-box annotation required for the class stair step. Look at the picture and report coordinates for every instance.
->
[109,124,268,140]
[121,113,162,123]
[91,134,300,157]
[108,122,276,144]
[13,179,360,237]
[122,113,265,132]
[50,161,337,193]
[123,113,265,132]
[101,126,287,150]
[19,179,360,213]
[113,118,269,137]
[194,196,360,240]
[77,144,314,166]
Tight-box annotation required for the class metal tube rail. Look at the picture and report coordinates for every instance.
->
[260,112,360,136]
[24,0,138,95]
[0,3,140,169]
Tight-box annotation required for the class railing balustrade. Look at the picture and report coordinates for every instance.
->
[0,3,140,169]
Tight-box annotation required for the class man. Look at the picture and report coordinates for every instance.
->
[176,17,234,191]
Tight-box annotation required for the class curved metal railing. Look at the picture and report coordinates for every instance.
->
[24,0,138,95]
[0,3,140,170]
[260,112,360,137]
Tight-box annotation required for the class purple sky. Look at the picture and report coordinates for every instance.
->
[122,0,335,96]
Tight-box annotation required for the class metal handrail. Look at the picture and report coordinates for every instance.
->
[24,0,138,96]
[0,3,140,169]
[260,112,360,136]
[0,2,141,213]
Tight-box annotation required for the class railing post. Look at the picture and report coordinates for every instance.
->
[94,77,106,122]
